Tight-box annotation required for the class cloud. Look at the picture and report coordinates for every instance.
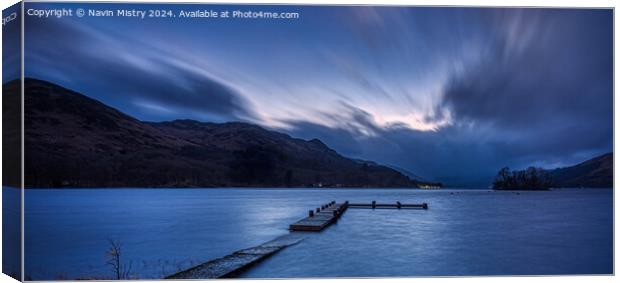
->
[436,9,612,131]
[24,17,255,122]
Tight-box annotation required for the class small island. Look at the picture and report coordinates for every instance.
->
[492,153,612,190]
[492,167,552,191]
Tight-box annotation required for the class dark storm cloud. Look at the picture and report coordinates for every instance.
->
[278,106,503,186]
[436,9,612,131]
[437,9,613,144]
[24,18,254,122]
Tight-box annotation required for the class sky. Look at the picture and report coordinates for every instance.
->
[21,3,613,186]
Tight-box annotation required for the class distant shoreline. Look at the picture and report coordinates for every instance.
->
[492,188,551,192]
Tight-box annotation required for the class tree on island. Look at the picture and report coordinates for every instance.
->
[493,166,553,190]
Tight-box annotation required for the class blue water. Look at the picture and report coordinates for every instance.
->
[3,187,21,280]
[23,188,612,279]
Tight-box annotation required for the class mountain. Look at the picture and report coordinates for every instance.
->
[386,165,430,183]
[18,78,435,188]
[549,153,613,188]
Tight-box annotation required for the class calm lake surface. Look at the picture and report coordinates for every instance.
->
[22,188,612,279]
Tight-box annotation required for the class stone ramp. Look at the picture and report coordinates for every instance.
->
[166,233,305,279]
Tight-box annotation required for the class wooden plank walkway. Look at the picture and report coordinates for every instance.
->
[348,201,428,209]
[166,233,305,279]
[289,201,348,232]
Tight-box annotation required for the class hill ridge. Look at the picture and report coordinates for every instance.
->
[14,78,439,188]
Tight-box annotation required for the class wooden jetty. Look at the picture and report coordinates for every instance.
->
[166,200,429,279]
[289,201,348,232]
[348,201,428,210]
[288,200,428,232]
